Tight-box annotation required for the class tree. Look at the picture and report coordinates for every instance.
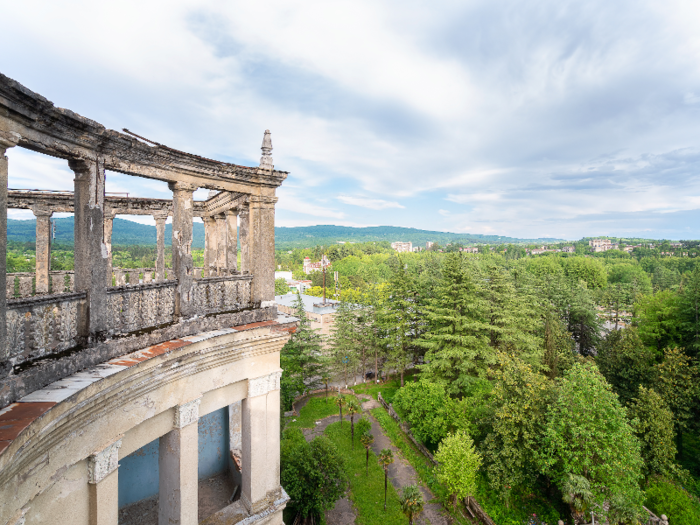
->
[435,430,482,509]
[399,485,424,525]
[627,386,678,478]
[283,293,325,394]
[275,278,290,295]
[417,253,492,395]
[564,257,607,289]
[392,380,452,447]
[540,363,644,521]
[653,347,697,457]
[281,429,348,522]
[543,311,575,380]
[346,397,361,448]
[378,448,394,511]
[678,266,700,359]
[361,431,374,476]
[379,260,422,386]
[635,290,682,352]
[597,327,656,406]
[484,354,551,500]
[335,394,347,427]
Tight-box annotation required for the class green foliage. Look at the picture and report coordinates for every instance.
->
[356,416,372,437]
[286,396,345,429]
[540,363,644,520]
[329,301,377,386]
[678,266,700,359]
[628,387,678,478]
[280,431,348,519]
[542,312,575,380]
[417,253,492,394]
[645,479,700,525]
[484,354,551,498]
[435,430,481,505]
[392,380,452,446]
[597,327,656,406]
[275,278,290,295]
[564,256,607,289]
[635,290,682,352]
[654,348,697,439]
[398,485,424,525]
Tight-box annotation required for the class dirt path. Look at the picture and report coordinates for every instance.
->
[298,393,450,525]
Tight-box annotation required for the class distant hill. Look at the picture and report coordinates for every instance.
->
[7,219,565,250]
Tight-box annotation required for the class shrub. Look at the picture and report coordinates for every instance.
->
[645,479,700,525]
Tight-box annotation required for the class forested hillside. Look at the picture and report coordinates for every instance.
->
[279,243,700,524]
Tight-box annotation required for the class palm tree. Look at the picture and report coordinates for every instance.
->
[399,485,424,525]
[378,448,394,511]
[361,432,374,476]
[322,373,330,402]
[346,398,361,448]
[335,394,347,427]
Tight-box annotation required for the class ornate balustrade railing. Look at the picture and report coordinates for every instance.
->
[193,275,253,316]
[6,271,76,298]
[112,267,160,286]
[4,292,86,370]
[106,280,177,335]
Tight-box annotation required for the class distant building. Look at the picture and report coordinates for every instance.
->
[412,246,423,252]
[391,241,413,253]
[287,280,312,294]
[562,246,575,253]
[303,254,331,274]
[426,241,434,249]
[460,246,479,253]
[275,294,341,337]
[670,242,682,248]
[274,271,293,281]
[589,239,619,252]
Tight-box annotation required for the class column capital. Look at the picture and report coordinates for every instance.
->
[214,213,226,222]
[174,398,201,428]
[88,439,122,484]
[152,210,169,221]
[0,131,21,152]
[168,181,198,193]
[248,195,278,207]
[104,208,117,220]
[225,208,239,217]
[248,371,282,398]
[202,215,217,224]
[30,207,53,218]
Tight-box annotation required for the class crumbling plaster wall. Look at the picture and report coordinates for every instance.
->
[0,325,286,525]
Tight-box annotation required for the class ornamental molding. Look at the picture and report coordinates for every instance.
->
[248,371,282,398]
[174,398,201,428]
[87,439,122,484]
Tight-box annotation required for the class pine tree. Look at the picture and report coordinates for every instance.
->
[282,294,325,396]
[418,253,492,395]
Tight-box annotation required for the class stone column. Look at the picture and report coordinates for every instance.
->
[225,209,238,273]
[88,439,121,525]
[159,399,200,525]
[248,195,278,308]
[169,182,197,318]
[31,207,53,294]
[239,204,250,274]
[153,211,169,281]
[103,210,115,286]
[242,371,282,514]
[70,157,108,339]
[0,139,16,368]
[203,216,218,277]
[215,214,227,275]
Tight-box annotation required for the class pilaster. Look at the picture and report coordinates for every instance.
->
[153,211,169,281]
[88,438,122,525]
[225,208,238,273]
[215,214,227,275]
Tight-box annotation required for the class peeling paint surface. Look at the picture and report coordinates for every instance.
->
[198,408,229,480]
[118,437,159,509]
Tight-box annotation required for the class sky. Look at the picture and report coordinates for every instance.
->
[2,0,700,240]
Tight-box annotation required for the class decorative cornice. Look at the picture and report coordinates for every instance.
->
[248,371,282,398]
[87,439,122,484]
[174,398,201,428]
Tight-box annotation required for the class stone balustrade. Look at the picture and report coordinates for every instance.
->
[4,291,85,370]
[193,274,253,315]
[6,271,76,298]
[106,280,177,335]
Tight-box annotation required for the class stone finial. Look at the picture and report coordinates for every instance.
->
[88,439,122,484]
[260,130,273,169]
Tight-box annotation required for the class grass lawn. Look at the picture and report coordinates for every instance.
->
[324,420,408,525]
[285,395,352,429]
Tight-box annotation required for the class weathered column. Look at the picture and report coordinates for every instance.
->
[31,207,53,294]
[215,214,227,275]
[88,438,121,525]
[242,371,282,514]
[239,204,250,274]
[70,157,108,339]
[104,210,115,286]
[225,209,238,273]
[0,139,16,368]
[153,211,169,281]
[248,195,278,308]
[203,216,218,277]
[169,182,196,317]
[159,399,200,525]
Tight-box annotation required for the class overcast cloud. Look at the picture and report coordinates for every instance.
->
[2,0,700,239]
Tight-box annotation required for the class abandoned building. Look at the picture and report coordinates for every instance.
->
[0,73,297,525]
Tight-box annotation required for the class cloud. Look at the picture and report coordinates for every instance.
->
[337,195,404,210]
[2,0,700,238]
